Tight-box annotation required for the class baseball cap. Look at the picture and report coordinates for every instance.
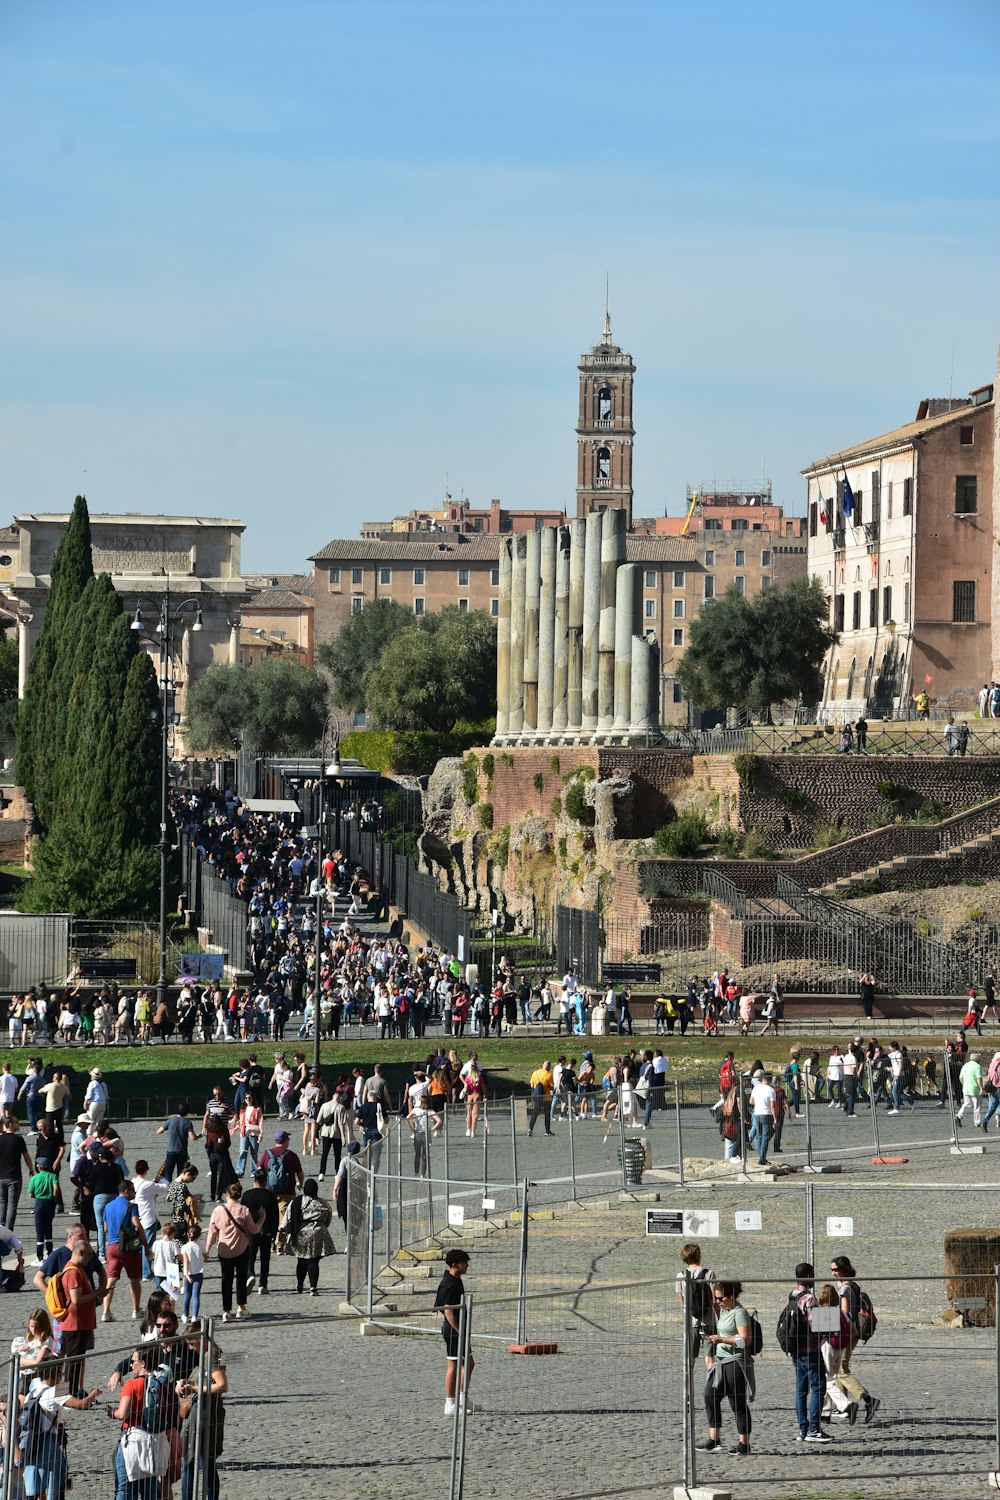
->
[274,1130,289,1143]
[346,1141,361,1155]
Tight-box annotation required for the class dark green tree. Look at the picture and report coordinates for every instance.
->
[365,607,497,732]
[112,653,161,849]
[677,576,838,719]
[17,496,94,815]
[0,635,18,758]
[186,657,329,754]
[316,597,413,714]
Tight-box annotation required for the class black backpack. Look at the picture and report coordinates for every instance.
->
[745,1308,765,1357]
[689,1269,713,1323]
[776,1293,810,1355]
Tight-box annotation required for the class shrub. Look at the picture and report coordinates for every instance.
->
[739,827,773,859]
[968,906,986,922]
[533,771,545,793]
[733,752,758,788]
[500,752,514,768]
[811,819,849,849]
[549,754,560,774]
[714,827,741,858]
[563,777,595,826]
[481,753,494,780]
[551,795,562,819]
[461,753,480,804]
[652,811,707,858]
[912,797,946,825]
[876,779,911,804]
[340,728,485,776]
[478,801,493,831]
[558,836,568,862]
[492,824,511,868]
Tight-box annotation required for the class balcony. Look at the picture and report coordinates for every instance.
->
[832,527,846,552]
[864,519,880,548]
[594,477,612,489]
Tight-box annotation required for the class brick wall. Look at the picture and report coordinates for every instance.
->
[740,755,1000,849]
[480,746,600,830]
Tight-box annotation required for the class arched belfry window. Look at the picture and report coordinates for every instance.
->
[598,386,612,421]
[596,446,611,481]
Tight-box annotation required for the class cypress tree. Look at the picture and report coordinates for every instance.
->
[17,496,94,823]
[113,652,161,849]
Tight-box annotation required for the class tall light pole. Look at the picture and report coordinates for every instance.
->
[131,587,204,1019]
[312,716,341,1074]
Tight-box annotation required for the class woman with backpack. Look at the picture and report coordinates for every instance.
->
[18,1354,102,1500]
[697,1280,753,1457]
[829,1255,879,1425]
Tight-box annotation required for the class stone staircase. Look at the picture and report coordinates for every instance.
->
[818,811,1000,898]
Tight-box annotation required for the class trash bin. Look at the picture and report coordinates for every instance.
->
[619,1138,645,1185]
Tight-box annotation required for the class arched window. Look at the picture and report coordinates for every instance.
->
[598,386,612,421]
[854,566,861,582]
[885,559,892,576]
[847,657,857,697]
[904,556,910,573]
[596,446,611,482]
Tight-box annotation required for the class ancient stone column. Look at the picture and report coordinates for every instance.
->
[523,529,541,735]
[613,564,638,734]
[582,510,603,734]
[495,537,512,738]
[552,526,571,734]
[229,620,240,666]
[630,633,660,737]
[599,508,627,734]
[567,517,586,736]
[17,617,32,698]
[537,526,556,738]
[508,534,527,736]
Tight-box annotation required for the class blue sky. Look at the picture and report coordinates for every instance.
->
[2,0,999,572]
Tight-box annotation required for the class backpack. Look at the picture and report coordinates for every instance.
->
[266,1152,291,1194]
[140,1365,174,1434]
[719,1059,735,1093]
[17,1384,59,1460]
[688,1269,713,1323]
[855,1288,878,1343]
[745,1308,765,1357]
[44,1270,69,1322]
[776,1294,810,1356]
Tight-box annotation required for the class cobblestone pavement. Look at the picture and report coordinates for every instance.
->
[1,1106,998,1498]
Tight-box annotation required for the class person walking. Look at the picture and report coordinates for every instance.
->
[527,1062,554,1137]
[242,1168,279,1295]
[784,1262,831,1443]
[82,1070,108,1129]
[829,1255,879,1426]
[155,1106,199,1182]
[955,1051,984,1131]
[0,1113,30,1231]
[101,1182,146,1324]
[284,1177,336,1296]
[435,1249,474,1416]
[748,1071,777,1167]
[205,1182,264,1324]
[696,1280,753,1457]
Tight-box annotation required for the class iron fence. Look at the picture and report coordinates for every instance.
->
[181,835,248,972]
[0,913,184,993]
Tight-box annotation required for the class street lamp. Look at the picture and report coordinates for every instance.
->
[131,587,204,1019]
[312,716,342,1073]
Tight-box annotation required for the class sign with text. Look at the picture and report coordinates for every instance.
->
[826,1216,855,1237]
[646,1208,719,1238]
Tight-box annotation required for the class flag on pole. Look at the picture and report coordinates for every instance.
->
[842,473,854,521]
[817,488,827,527]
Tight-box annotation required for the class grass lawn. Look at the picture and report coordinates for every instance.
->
[5,1026,948,1116]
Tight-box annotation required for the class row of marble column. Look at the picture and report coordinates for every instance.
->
[494,509,659,743]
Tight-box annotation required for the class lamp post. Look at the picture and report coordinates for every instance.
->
[312,717,342,1073]
[131,587,204,1019]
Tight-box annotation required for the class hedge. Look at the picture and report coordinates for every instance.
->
[341,728,492,776]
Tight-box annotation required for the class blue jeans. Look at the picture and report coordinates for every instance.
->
[94,1193,114,1259]
[753,1114,771,1164]
[983,1092,1000,1129]
[114,1440,158,1500]
[181,1456,219,1500]
[23,1433,67,1500]
[140,1221,157,1280]
[183,1273,203,1319]
[793,1350,826,1435]
[236,1133,259,1177]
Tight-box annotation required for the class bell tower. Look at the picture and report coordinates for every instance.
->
[576,312,635,526]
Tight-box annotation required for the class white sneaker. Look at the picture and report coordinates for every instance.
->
[444,1398,456,1415]
[101,1310,114,1323]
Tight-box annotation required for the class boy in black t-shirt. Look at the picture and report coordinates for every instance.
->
[434,1249,474,1415]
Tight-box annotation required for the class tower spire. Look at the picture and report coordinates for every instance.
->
[602,272,612,343]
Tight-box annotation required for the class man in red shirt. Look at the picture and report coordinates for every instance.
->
[60,1237,100,1396]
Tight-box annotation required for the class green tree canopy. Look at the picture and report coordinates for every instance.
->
[0,635,18,757]
[186,657,329,754]
[677,576,837,719]
[365,606,497,732]
[316,597,414,714]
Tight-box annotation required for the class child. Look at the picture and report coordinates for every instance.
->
[702,996,719,1037]
[180,1223,205,1323]
[152,1221,182,1299]
[27,1157,60,1263]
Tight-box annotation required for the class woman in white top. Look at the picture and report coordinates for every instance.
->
[11,1307,54,1367]
[826,1050,844,1108]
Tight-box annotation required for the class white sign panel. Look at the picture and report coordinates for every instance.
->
[448,1204,465,1227]
[735,1211,762,1232]
[646,1208,720,1238]
[810,1305,841,1333]
[482,1198,496,1211]
[826,1216,854,1237]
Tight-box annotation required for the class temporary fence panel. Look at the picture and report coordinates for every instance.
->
[0,1328,219,1500]
[0,913,69,992]
[451,1270,1000,1500]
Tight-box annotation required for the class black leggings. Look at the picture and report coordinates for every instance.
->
[296,1255,319,1291]
[704,1360,752,1438]
[319,1135,342,1177]
[219,1249,249,1311]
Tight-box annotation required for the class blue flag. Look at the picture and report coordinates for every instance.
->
[842,475,854,521]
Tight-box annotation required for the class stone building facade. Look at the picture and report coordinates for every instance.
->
[6,512,249,719]
[804,371,996,717]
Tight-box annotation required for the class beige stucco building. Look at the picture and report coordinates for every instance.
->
[6,512,250,722]
[804,371,996,718]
